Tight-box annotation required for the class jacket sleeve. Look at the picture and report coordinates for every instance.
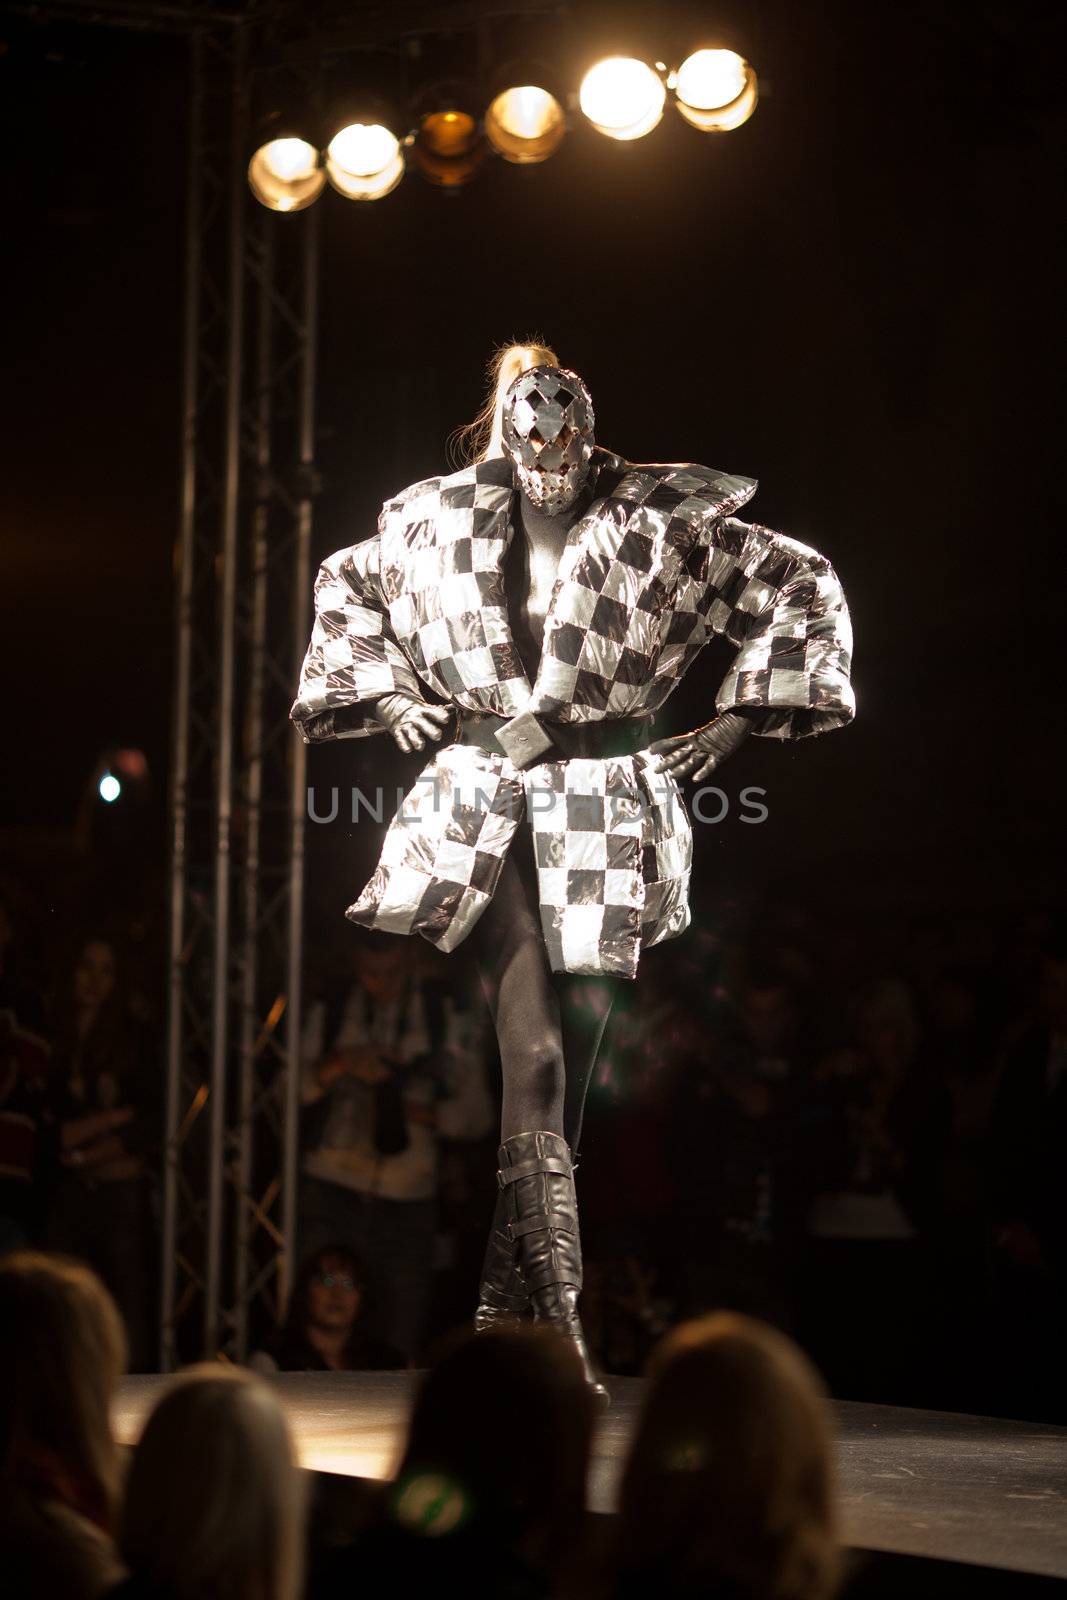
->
[289,533,428,744]
[701,516,856,739]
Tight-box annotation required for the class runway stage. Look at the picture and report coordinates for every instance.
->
[114,1373,1067,1585]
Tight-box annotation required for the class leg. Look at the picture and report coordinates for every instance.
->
[554,972,617,1158]
[470,833,610,1400]
[473,844,567,1141]
[473,827,617,1142]
[469,846,565,1325]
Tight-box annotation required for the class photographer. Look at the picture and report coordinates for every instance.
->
[299,932,491,1361]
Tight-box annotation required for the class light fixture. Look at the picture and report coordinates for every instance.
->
[99,773,121,803]
[671,49,758,132]
[578,56,666,141]
[412,83,485,188]
[421,107,477,153]
[326,120,405,201]
[247,136,326,212]
[484,62,566,163]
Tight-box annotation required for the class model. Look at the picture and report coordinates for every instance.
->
[291,341,856,1399]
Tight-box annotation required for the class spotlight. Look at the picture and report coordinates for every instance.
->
[578,56,666,142]
[484,64,566,164]
[99,773,121,803]
[326,121,405,201]
[421,108,477,154]
[412,84,485,188]
[672,49,758,132]
[247,136,325,212]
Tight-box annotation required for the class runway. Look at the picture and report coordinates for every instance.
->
[113,1372,1067,1583]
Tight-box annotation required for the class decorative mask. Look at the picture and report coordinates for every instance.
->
[501,364,596,515]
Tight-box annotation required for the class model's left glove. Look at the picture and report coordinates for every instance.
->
[647,709,758,783]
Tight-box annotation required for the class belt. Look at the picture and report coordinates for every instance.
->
[453,708,652,768]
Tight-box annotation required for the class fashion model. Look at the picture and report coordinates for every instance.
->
[291,341,856,1399]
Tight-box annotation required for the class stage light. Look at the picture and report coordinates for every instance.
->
[247,136,325,212]
[419,108,478,158]
[578,56,666,141]
[672,49,758,132]
[326,122,405,201]
[485,80,566,164]
[412,135,486,189]
[99,773,121,803]
[412,86,485,188]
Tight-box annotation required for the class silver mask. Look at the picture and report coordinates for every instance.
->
[501,365,596,515]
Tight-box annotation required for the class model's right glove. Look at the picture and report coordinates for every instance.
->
[647,709,758,783]
[373,692,453,754]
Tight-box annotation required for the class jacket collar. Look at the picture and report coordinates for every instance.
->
[435,448,757,523]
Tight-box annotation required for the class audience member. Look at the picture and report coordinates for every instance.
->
[0,1250,127,1600]
[984,933,1067,1421]
[613,1312,841,1600]
[249,1244,405,1373]
[45,932,161,1368]
[299,931,491,1360]
[115,1365,305,1600]
[312,1324,595,1600]
[667,964,818,1332]
[0,885,51,1249]
[579,1252,674,1377]
[798,978,941,1403]
[912,966,999,1408]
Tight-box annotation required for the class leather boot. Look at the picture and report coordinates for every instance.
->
[473,1182,528,1331]
[497,1129,609,1406]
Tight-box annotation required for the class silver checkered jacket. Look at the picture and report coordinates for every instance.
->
[291,451,855,977]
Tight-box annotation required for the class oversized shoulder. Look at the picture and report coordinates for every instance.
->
[380,456,514,520]
[591,454,758,524]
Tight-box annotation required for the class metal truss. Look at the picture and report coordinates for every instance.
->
[162,18,318,1366]
[24,0,572,1367]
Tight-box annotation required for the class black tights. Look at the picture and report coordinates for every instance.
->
[472,826,617,1157]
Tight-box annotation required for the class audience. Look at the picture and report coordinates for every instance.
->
[115,1365,306,1600]
[613,1312,842,1600]
[313,1323,596,1600]
[2,861,1065,1432]
[249,1244,405,1373]
[667,963,817,1332]
[0,1250,128,1600]
[45,931,161,1370]
[299,932,492,1361]
[796,978,941,1404]
[0,886,51,1250]
[983,936,1067,1421]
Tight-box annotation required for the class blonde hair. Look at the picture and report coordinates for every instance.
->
[0,1250,126,1528]
[120,1364,306,1600]
[449,337,560,467]
[617,1313,842,1600]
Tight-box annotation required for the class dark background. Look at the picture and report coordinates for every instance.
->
[1,0,1064,932]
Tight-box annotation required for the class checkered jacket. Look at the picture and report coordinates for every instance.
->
[291,452,855,976]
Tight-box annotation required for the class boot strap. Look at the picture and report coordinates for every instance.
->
[497,1154,572,1187]
[478,1282,528,1312]
[508,1209,576,1240]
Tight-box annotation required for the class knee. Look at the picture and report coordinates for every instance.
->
[508,1030,566,1109]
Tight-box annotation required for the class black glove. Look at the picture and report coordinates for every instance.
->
[647,709,757,783]
[374,693,453,754]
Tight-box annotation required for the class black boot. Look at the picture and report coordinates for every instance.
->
[497,1129,609,1406]
[473,1182,528,1331]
